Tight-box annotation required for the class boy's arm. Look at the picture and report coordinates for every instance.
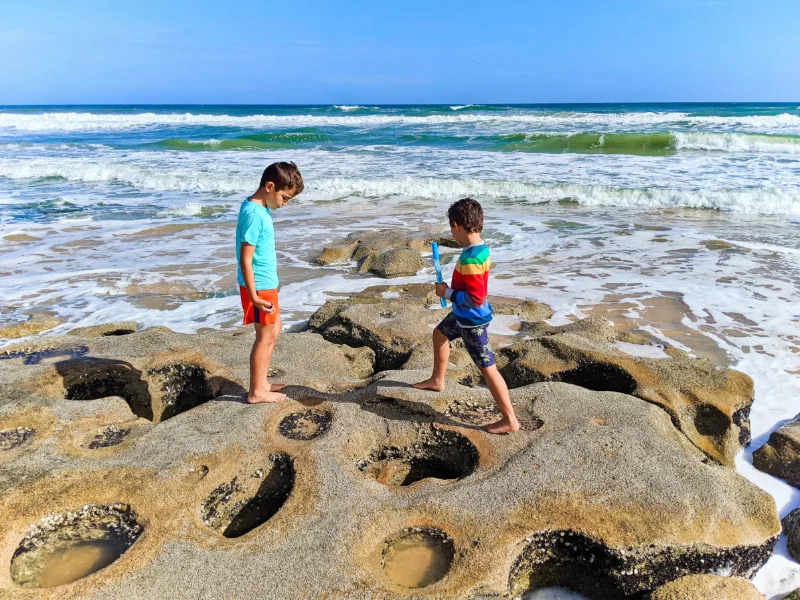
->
[444,260,489,307]
[240,243,274,313]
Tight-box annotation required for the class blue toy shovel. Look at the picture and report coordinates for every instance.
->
[431,242,447,308]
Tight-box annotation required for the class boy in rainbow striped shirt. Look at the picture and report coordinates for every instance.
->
[413,198,521,434]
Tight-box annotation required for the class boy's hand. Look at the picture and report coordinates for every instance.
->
[252,297,275,314]
[434,282,448,298]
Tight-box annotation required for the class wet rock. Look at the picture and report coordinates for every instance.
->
[315,230,457,278]
[785,589,800,600]
[753,413,800,488]
[69,322,139,337]
[647,574,764,599]
[784,507,800,563]
[0,314,61,339]
[367,247,427,278]
[496,316,754,466]
[314,240,359,265]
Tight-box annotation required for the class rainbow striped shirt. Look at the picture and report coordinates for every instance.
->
[444,243,494,327]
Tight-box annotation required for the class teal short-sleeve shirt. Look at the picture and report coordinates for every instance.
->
[236,198,279,290]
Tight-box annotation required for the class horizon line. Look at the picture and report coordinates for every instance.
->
[1,101,799,108]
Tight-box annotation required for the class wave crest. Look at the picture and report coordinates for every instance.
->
[3,110,800,132]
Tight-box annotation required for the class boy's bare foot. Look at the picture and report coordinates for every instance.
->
[485,417,521,435]
[412,378,445,391]
[268,383,286,392]
[247,390,286,404]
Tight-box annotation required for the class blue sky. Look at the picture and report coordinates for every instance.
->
[1,0,799,104]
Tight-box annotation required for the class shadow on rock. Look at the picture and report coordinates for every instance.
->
[57,357,153,421]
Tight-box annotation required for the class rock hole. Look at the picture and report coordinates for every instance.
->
[509,529,776,599]
[101,328,136,337]
[382,527,454,589]
[201,452,294,538]
[60,359,216,423]
[446,401,501,426]
[58,358,153,421]
[10,503,142,589]
[146,363,212,422]
[358,429,478,487]
[509,530,626,599]
[87,425,131,449]
[279,408,332,440]
[693,404,730,437]
[0,427,35,451]
[553,363,637,395]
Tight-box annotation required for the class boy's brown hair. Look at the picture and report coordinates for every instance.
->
[260,161,304,194]
[447,197,483,233]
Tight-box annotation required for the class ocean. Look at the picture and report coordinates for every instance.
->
[1,103,799,597]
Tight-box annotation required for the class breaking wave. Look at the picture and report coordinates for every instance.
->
[2,110,800,132]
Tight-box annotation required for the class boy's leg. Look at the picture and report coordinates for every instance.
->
[413,313,460,391]
[480,364,520,434]
[248,321,286,404]
[462,324,520,434]
[412,327,450,391]
[262,318,285,392]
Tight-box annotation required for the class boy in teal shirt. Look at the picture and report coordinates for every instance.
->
[237,162,304,403]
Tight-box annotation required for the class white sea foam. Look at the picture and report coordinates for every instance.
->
[333,105,369,112]
[312,179,800,215]
[614,341,671,359]
[2,110,800,132]
[155,202,207,217]
[2,154,799,214]
[449,104,476,110]
[675,131,800,154]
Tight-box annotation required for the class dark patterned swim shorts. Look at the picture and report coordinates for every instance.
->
[435,312,496,368]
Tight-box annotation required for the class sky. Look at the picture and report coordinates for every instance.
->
[1,0,799,104]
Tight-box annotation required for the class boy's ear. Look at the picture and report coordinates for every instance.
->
[265,181,275,192]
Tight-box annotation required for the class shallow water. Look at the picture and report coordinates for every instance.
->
[382,532,453,588]
[34,539,125,588]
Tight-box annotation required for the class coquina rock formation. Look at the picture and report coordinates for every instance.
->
[0,286,780,599]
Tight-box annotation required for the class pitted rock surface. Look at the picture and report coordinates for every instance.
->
[309,286,751,466]
[309,283,551,376]
[0,301,781,599]
[495,316,753,466]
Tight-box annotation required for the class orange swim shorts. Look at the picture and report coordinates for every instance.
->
[239,286,280,326]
